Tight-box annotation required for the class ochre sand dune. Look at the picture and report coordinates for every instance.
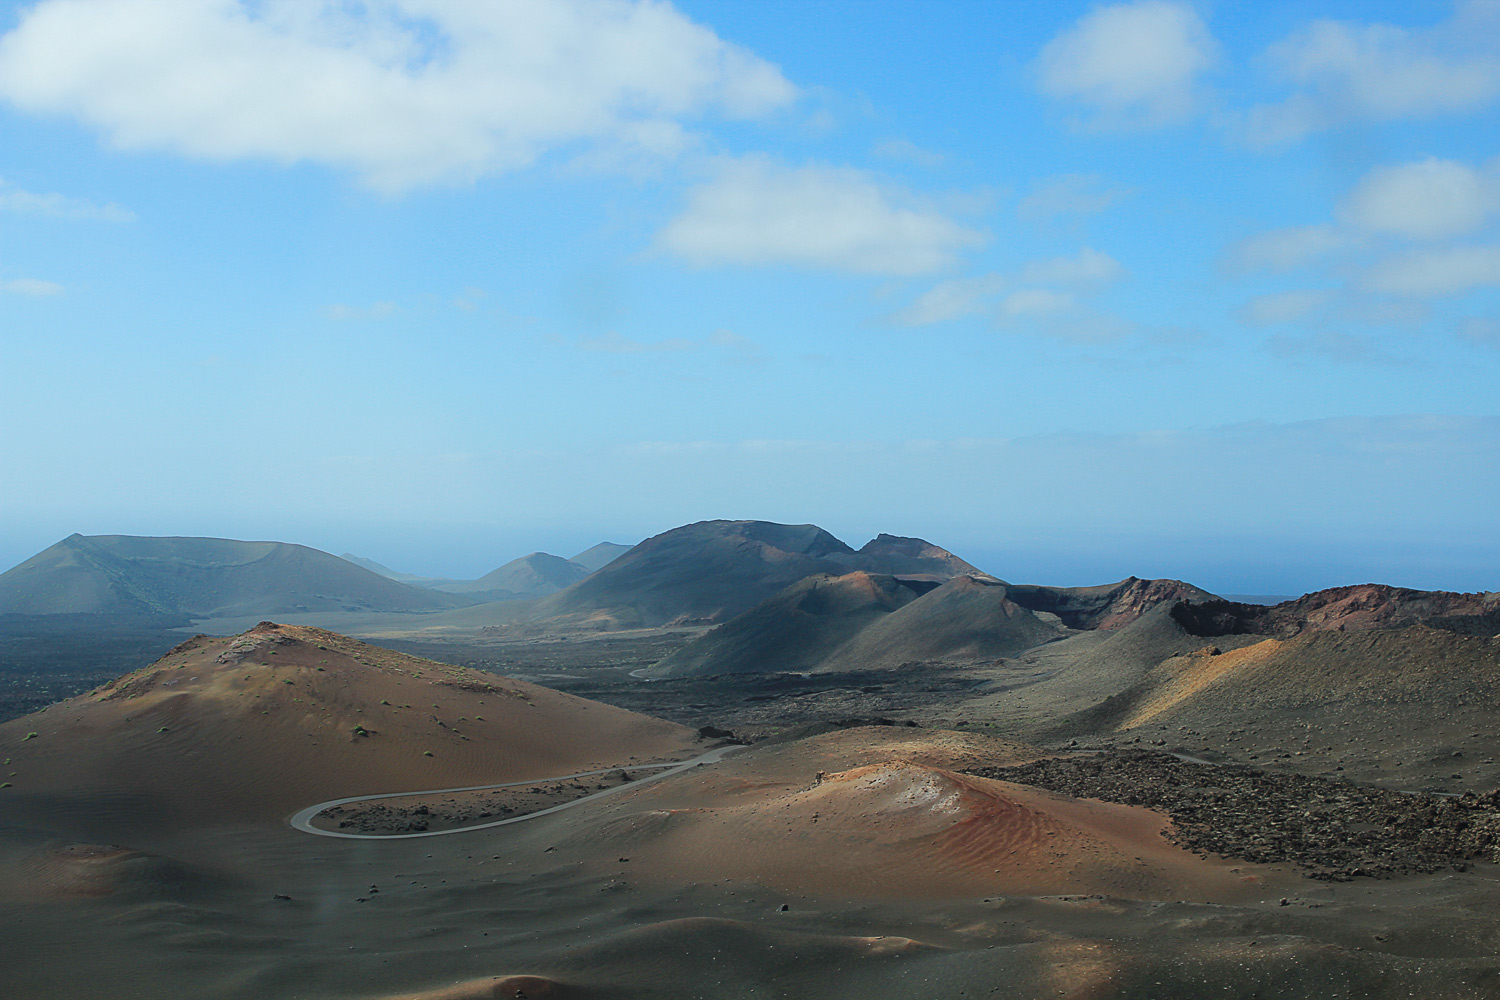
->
[0,621,696,831]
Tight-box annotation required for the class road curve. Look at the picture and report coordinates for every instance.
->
[289,743,746,841]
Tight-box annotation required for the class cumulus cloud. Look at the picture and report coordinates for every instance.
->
[998,288,1075,318]
[1363,244,1500,296]
[1016,173,1134,224]
[1231,156,1500,301]
[0,0,797,191]
[1244,3,1500,146]
[892,247,1124,327]
[0,177,134,221]
[872,138,944,168]
[1,277,63,295]
[1037,1,1218,130]
[1225,224,1357,273]
[658,156,984,275]
[890,274,1008,326]
[1019,246,1126,285]
[1236,289,1331,326]
[1339,157,1500,240]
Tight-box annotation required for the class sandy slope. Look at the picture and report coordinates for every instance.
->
[0,622,696,832]
[1057,624,1500,789]
[816,575,1067,673]
[648,571,930,677]
[550,727,1264,902]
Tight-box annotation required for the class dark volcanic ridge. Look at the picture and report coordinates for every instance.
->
[528,520,1000,630]
[1172,583,1500,639]
[968,750,1500,880]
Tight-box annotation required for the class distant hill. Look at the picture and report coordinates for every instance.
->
[648,571,935,676]
[654,574,1069,678]
[0,534,471,619]
[853,533,998,581]
[440,552,591,599]
[529,520,997,630]
[817,576,1067,673]
[570,542,633,573]
[336,553,457,588]
[1171,584,1500,639]
[529,520,855,628]
[342,546,627,601]
[1006,577,1219,630]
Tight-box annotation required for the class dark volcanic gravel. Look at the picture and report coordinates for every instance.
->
[965,750,1500,879]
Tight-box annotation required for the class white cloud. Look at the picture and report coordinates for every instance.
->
[872,138,944,168]
[1237,289,1330,326]
[890,273,1008,326]
[0,0,797,192]
[1226,224,1356,273]
[1338,296,1430,329]
[1363,244,1500,296]
[1016,173,1133,224]
[998,288,1075,318]
[0,177,134,221]
[1339,157,1500,240]
[1037,1,1217,130]
[1,277,63,296]
[658,156,984,275]
[1229,156,1500,300]
[891,247,1123,327]
[322,300,397,320]
[1019,247,1125,285]
[1245,4,1500,146]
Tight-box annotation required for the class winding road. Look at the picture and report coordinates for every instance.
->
[288,743,745,840]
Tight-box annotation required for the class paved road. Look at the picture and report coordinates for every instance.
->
[288,743,745,841]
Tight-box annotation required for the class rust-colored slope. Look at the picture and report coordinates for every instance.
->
[558,727,1263,902]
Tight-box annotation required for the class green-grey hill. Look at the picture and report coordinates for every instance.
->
[438,551,592,600]
[0,534,472,619]
[527,520,997,629]
[816,575,1070,673]
[570,541,633,573]
[647,571,936,677]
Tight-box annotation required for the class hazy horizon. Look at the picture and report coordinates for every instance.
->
[3,0,1497,598]
[3,506,1494,598]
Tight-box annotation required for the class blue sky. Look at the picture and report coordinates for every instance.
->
[1,0,1498,594]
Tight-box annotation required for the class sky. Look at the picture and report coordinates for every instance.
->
[1,0,1498,595]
